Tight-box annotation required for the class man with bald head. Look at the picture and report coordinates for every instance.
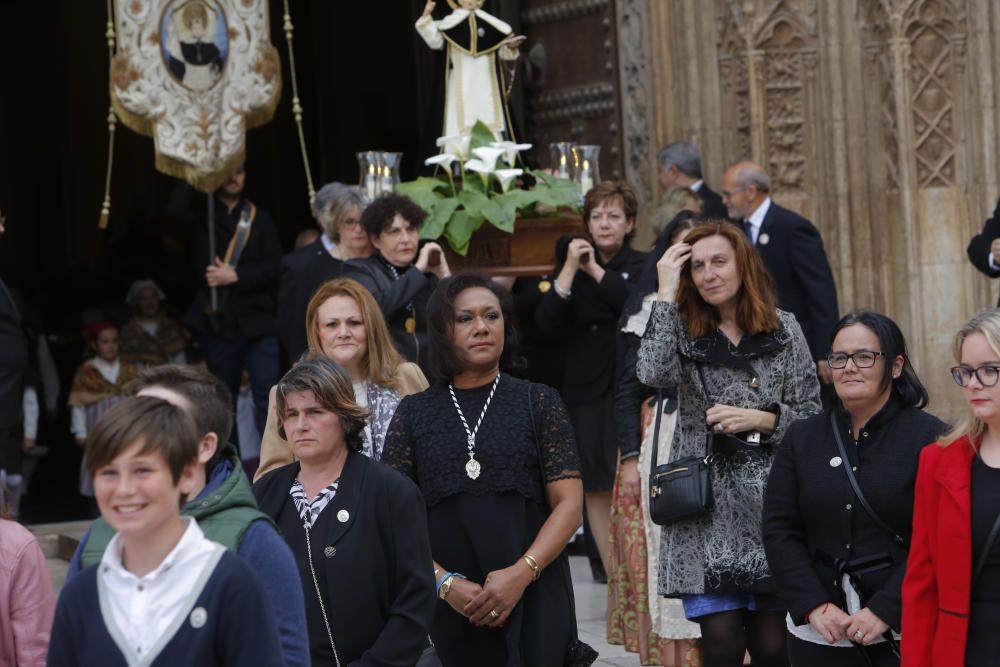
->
[722,161,839,382]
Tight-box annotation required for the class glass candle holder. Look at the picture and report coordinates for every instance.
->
[357,151,382,200]
[549,142,575,180]
[380,152,403,195]
[572,145,601,195]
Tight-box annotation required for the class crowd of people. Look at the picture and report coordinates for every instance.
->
[3,137,1000,666]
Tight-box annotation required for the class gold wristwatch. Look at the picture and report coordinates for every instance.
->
[438,574,456,600]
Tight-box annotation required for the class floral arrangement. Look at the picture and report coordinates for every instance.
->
[395,121,580,255]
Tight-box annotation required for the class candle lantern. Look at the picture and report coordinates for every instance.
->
[380,152,403,195]
[549,142,575,180]
[357,151,382,200]
[571,145,601,196]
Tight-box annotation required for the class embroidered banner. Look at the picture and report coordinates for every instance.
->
[111,0,281,192]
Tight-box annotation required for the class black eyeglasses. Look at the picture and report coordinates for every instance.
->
[951,365,1000,387]
[827,350,885,369]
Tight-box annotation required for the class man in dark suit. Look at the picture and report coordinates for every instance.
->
[277,183,370,366]
[722,161,839,384]
[169,166,281,444]
[657,141,728,219]
[966,198,1000,305]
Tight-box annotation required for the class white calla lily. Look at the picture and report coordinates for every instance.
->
[490,141,532,166]
[425,153,459,168]
[471,146,505,170]
[464,158,495,175]
[495,168,523,192]
[436,134,470,158]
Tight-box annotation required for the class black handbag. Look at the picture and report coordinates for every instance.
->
[648,387,715,526]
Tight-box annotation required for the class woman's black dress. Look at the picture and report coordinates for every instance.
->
[382,373,584,667]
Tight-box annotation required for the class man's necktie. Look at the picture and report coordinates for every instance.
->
[743,220,754,244]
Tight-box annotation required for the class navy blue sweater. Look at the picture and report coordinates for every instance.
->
[47,550,284,667]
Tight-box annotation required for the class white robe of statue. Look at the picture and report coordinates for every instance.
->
[415,9,518,155]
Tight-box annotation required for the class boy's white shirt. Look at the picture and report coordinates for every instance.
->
[99,518,223,660]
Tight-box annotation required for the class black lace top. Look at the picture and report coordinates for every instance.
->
[382,374,581,506]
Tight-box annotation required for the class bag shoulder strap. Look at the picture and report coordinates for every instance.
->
[650,388,664,470]
[829,411,906,547]
[973,486,1000,585]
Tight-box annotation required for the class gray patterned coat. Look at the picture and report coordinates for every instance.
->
[637,301,821,595]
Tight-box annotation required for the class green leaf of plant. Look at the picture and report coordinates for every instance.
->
[442,209,484,256]
[419,197,460,240]
[469,120,498,153]
[458,189,511,232]
[396,177,448,211]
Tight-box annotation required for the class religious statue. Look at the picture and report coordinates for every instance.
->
[416,1,524,155]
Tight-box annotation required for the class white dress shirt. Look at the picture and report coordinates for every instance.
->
[321,233,337,255]
[744,197,772,245]
[689,180,704,193]
[98,518,225,662]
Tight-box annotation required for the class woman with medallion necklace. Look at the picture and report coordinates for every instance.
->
[383,275,596,667]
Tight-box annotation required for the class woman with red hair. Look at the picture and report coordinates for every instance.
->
[637,221,821,667]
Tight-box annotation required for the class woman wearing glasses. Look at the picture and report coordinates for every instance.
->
[902,310,1000,667]
[763,311,945,666]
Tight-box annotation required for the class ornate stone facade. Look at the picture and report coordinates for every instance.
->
[626,0,1000,417]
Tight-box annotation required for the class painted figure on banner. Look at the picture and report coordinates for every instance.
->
[111,0,279,192]
[162,0,228,91]
[416,0,524,155]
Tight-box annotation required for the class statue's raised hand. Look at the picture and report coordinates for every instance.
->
[422,1,436,17]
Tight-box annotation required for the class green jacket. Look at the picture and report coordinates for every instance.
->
[80,444,272,568]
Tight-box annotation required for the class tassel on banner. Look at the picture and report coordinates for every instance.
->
[98,3,116,230]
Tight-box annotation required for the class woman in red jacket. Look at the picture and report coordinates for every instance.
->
[902,309,1000,666]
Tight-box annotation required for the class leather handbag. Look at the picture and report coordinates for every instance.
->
[648,388,714,526]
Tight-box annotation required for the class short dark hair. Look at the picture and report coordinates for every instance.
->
[129,364,233,466]
[274,356,369,452]
[425,274,525,382]
[582,181,639,241]
[829,310,929,409]
[86,396,200,486]
[657,141,703,178]
[360,193,427,238]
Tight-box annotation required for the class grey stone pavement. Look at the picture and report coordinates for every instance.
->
[569,555,641,667]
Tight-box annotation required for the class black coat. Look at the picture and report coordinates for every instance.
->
[343,255,436,376]
[762,398,946,631]
[535,244,646,404]
[966,198,1000,305]
[254,452,436,667]
[277,238,344,365]
[754,202,839,360]
[697,183,729,219]
[169,185,282,340]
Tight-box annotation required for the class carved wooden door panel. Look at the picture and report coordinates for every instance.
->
[518,0,625,181]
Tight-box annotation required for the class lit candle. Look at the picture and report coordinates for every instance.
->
[558,154,569,179]
[365,164,377,199]
[580,160,593,194]
[381,165,394,194]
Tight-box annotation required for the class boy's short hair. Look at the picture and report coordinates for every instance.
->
[85,396,200,484]
[129,364,233,465]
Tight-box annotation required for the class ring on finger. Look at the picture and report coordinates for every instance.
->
[854,630,865,639]
[489,609,500,620]
[713,422,724,432]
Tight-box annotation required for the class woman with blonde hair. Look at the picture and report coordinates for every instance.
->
[256,278,427,478]
[902,309,1000,667]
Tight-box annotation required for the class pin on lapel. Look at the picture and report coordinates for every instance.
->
[830,456,842,467]
[337,509,350,523]
[758,233,770,246]
[190,607,207,629]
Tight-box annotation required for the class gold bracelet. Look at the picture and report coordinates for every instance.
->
[523,554,540,580]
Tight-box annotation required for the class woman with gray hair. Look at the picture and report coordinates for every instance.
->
[253,356,435,666]
[279,183,373,364]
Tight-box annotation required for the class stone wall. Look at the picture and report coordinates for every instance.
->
[619,0,1000,419]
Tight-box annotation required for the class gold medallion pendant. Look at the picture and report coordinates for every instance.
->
[405,317,417,333]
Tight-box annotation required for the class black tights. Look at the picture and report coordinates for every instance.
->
[699,609,788,667]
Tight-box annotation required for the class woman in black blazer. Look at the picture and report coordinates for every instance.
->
[535,180,646,576]
[762,311,946,666]
[254,356,435,666]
